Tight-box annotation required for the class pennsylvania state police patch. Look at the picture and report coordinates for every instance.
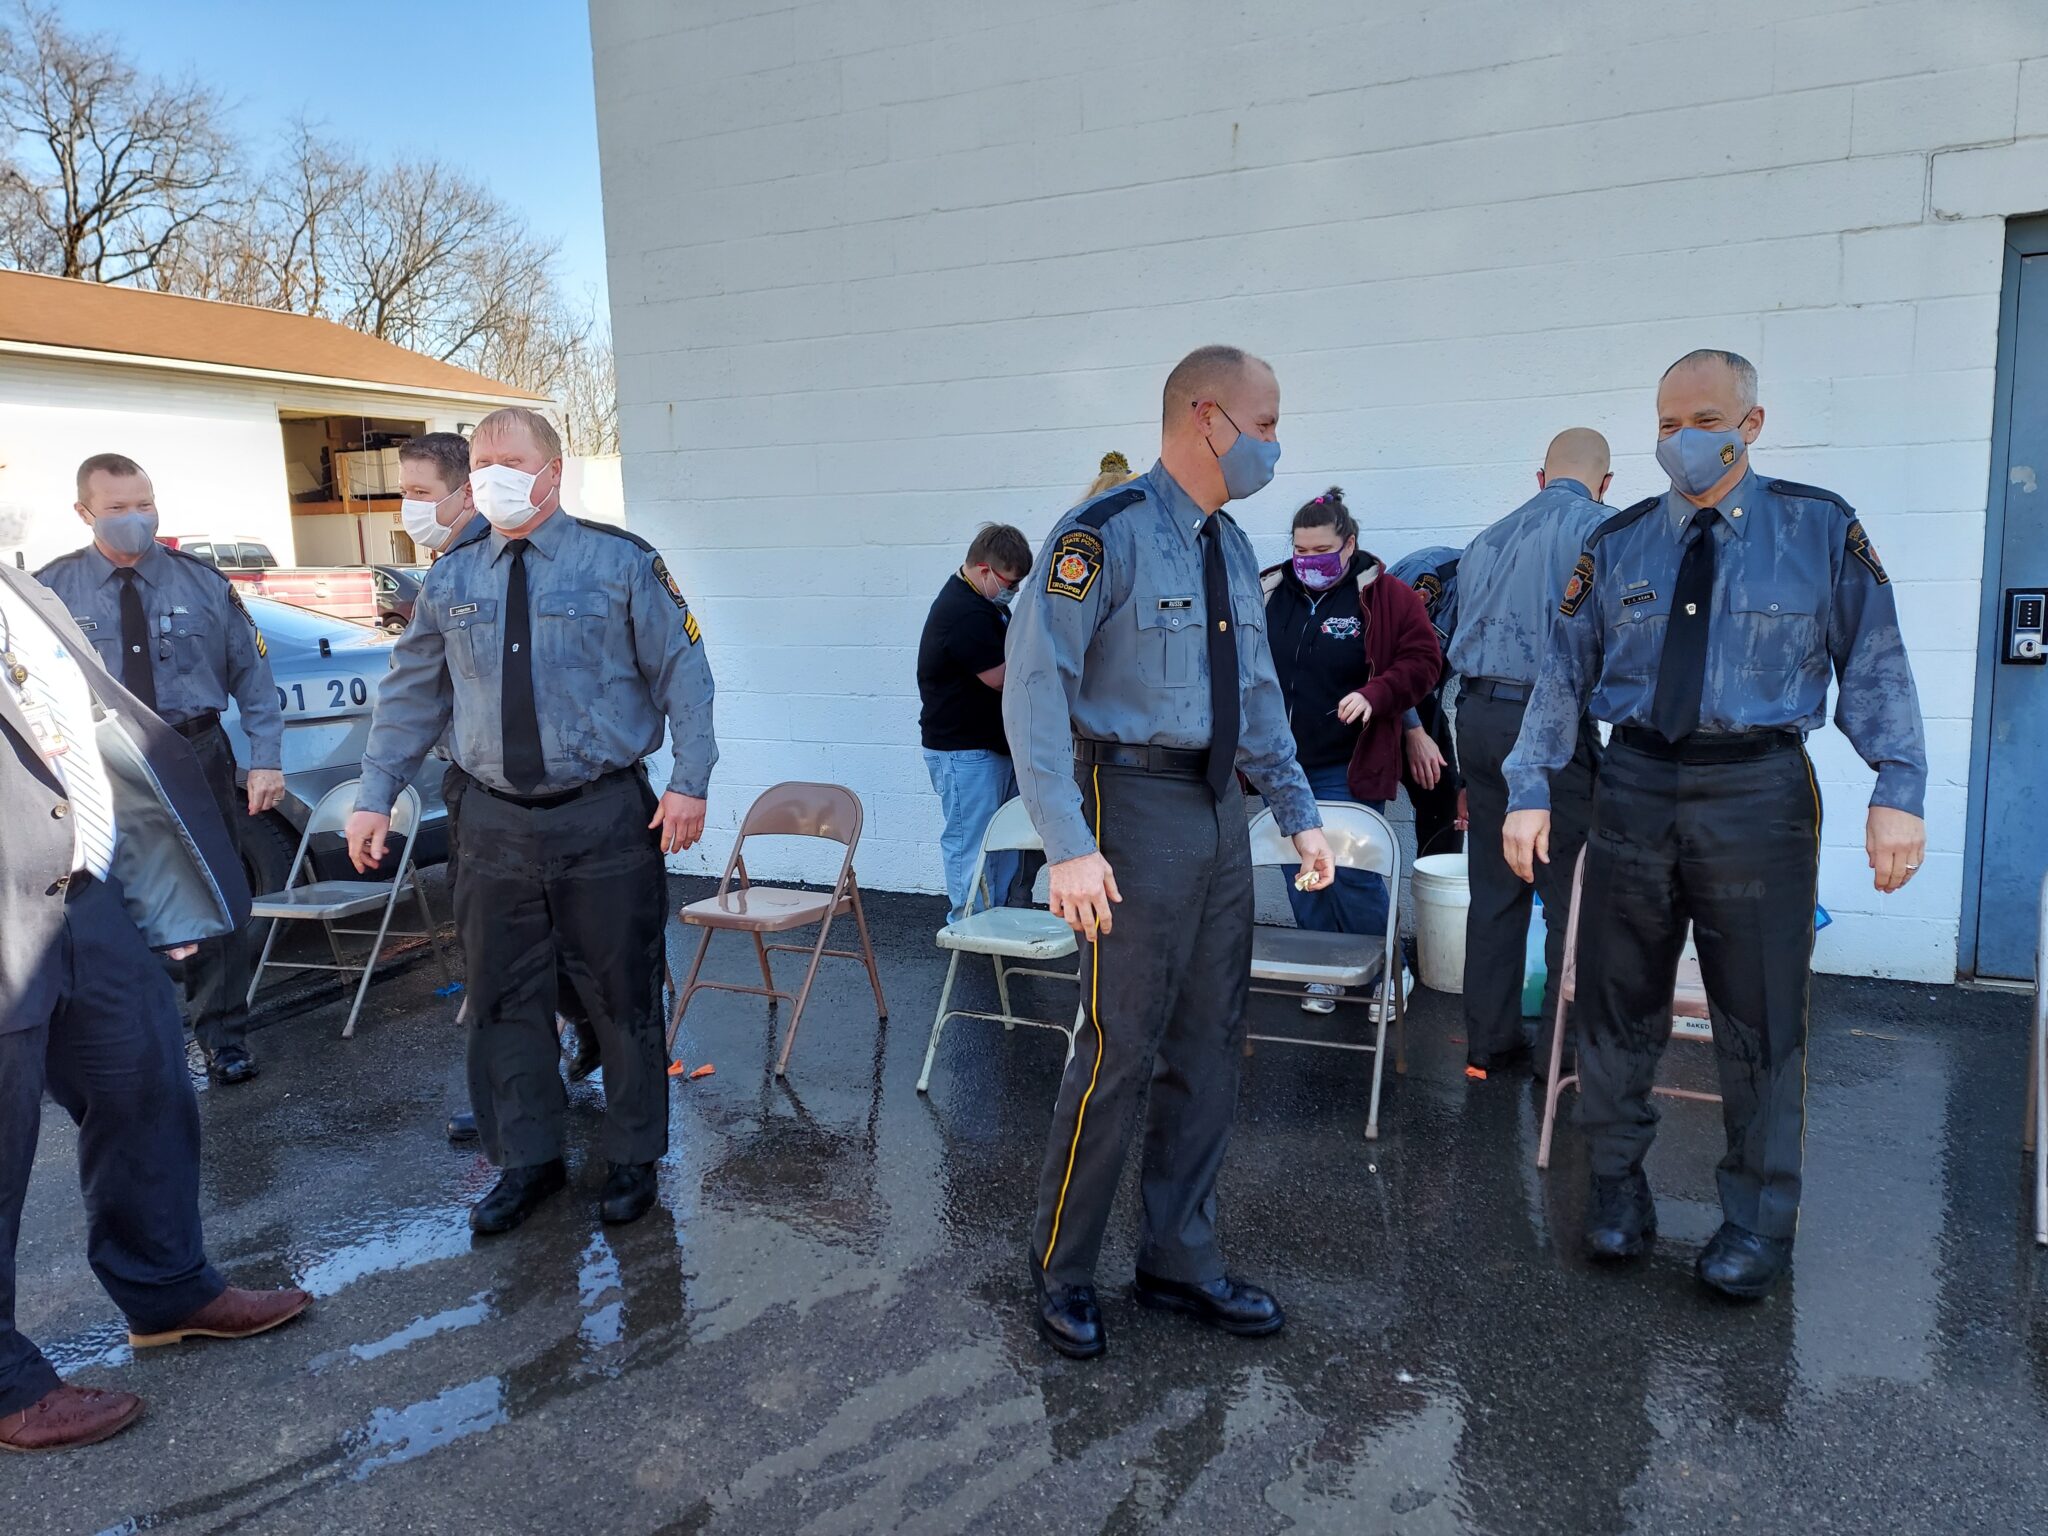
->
[1045,529,1103,603]
[226,583,266,657]
[1845,519,1889,585]
[651,555,688,610]
[1558,551,1596,617]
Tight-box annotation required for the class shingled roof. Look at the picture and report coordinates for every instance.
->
[0,268,544,400]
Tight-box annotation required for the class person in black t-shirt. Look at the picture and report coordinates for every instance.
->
[918,524,1034,922]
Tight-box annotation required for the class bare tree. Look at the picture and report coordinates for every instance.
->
[0,0,235,283]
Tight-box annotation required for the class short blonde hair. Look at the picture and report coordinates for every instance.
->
[1076,450,1136,505]
[471,406,563,461]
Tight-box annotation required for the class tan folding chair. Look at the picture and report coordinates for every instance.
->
[245,779,447,1038]
[917,796,1080,1095]
[1246,802,1406,1141]
[666,782,887,1077]
[2025,869,2047,1247]
[1536,848,1719,1169]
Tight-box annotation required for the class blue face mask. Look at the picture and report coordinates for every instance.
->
[1210,405,1281,501]
[1656,418,1751,498]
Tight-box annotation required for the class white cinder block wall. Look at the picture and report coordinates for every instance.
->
[593,0,2048,982]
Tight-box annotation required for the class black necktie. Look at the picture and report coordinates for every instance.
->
[502,543,545,789]
[1200,517,1240,800]
[116,569,157,711]
[1648,506,1722,743]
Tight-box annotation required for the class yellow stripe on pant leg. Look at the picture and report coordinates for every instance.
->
[1043,765,1106,1273]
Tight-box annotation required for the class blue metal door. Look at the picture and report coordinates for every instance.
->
[1968,219,2048,979]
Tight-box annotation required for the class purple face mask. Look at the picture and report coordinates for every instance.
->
[1292,550,1347,591]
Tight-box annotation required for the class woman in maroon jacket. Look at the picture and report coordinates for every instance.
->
[1261,488,1443,1014]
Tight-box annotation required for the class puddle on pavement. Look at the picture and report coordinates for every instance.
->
[307,1294,494,1374]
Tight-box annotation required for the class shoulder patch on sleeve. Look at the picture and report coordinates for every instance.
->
[1075,485,1145,531]
[1558,551,1597,617]
[1045,527,1105,602]
[1413,570,1444,608]
[1766,479,1854,515]
[650,554,690,612]
[1844,518,1889,585]
[223,579,267,657]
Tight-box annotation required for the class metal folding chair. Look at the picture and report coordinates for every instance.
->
[2026,870,2047,1247]
[1246,801,1406,1141]
[245,780,446,1038]
[916,796,1080,1094]
[1536,847,1719,1169]
[666,782,887,1077]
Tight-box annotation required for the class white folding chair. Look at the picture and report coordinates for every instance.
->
[245,780,446,1038]
[1246,801,1405,1140]
[917,796,1081,1095]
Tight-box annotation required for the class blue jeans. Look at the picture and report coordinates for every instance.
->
[1285,760,1389,942]
[923,749,1020,924]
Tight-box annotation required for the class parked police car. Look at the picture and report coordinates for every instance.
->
[221,595,448,893]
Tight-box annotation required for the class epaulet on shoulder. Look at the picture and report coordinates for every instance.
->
[1766,479,1854,516]
[166,545,233,584]
[1074,485,1145,531]
[32,547,86,578]
[572,515,656,552]
[1588,496,1661,549]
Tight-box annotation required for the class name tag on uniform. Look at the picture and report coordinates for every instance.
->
[1622,590,1658,607]
[70,616,97,632]
[1624,579,1651,592]
[1156,597,1194,611]
[449,603,480,617]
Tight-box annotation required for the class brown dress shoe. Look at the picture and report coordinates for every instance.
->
[127,1285,312,1348]
[0,1385,143,1452]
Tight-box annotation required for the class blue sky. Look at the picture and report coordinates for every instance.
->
[50,0,610,311]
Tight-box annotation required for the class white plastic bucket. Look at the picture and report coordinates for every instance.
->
[1411,853,1470,994]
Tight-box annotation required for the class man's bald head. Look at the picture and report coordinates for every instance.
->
[1161,345,1275,434]
[1544,427,1610,487]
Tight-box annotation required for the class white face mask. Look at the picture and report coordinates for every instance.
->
[470,462,550,530]
[400,486,465,552]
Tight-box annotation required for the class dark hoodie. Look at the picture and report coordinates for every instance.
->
[1261,549,1443,801]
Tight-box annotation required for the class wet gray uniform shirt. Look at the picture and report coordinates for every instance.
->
[1504,470,1927,815]
[36,541,282,768]
[357,510,716,816]
[1449,477,1609,687]
[1002,460,1320,865]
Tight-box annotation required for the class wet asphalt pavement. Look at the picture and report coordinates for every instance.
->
[9,871,2048,1534]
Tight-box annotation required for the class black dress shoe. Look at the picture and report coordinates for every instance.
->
[598,1162,657,1225]
[469,1159,567,1235]
[1696,1222,1791,1300]
[1465,1043,1532,1080]
[563,1020,602,1083]
[446,1110,479,1144]
[1131,1271,1285,1337]
[206,1047,259,1086]
[1584,1170,1657,1260]
[1033,1274,1104,1360]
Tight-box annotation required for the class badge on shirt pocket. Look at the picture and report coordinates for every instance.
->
[1046,530,1103,602]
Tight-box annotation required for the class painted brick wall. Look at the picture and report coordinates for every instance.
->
[594,0,2048,981]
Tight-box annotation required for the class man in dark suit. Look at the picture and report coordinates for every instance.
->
[0,563,309,1453]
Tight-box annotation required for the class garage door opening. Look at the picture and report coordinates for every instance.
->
[280,411,428,566]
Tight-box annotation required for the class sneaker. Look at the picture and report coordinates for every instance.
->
[1368,968,1413,1024]
[1300,983,1340,1015]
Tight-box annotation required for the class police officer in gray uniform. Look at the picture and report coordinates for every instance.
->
[347,407,716,1236]
[37,453,283,1086]
[1005,346,1334,1360]
[1453,429,1613,1078]
[1504,352,1927,1299]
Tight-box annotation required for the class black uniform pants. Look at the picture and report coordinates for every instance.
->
[1456,690,1599,1064]
[1403,696,1463,861]
[1032,766,1252,1291]
[0,876,223,1416]
[184,723,252,1055]
[1576,737,1820,1240]
[442,765,587,1031]
[453,772,670,1170]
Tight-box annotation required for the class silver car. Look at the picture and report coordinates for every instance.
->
[220,596,448,892]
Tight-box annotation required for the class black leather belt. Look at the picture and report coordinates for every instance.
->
[1073,738,1208,778]
[170,710,221,739]
[1614,726,1800,763]
[1463,677,1532,704]
[471,765,640,810]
